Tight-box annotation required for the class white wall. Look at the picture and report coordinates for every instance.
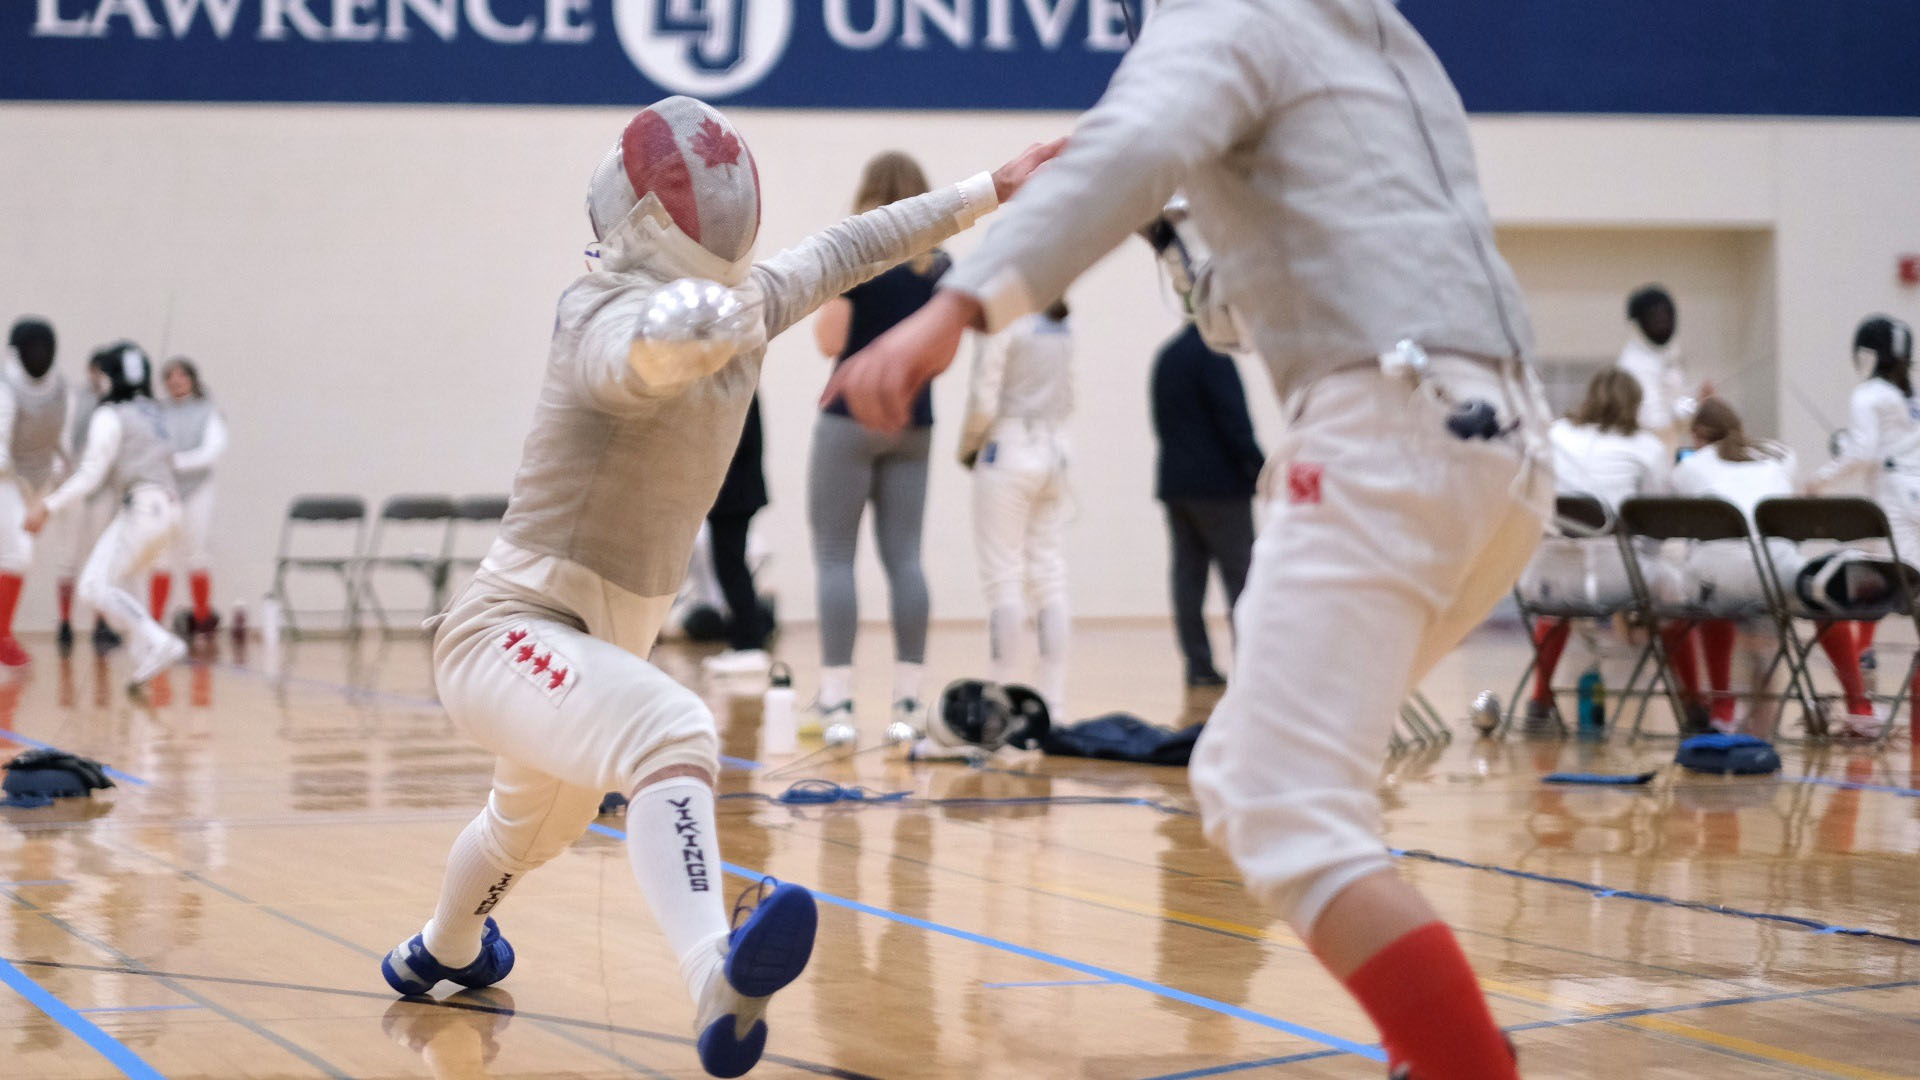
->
[0,105,1916,628]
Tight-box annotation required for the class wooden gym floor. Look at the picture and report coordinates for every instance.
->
[1,619,1919,1079]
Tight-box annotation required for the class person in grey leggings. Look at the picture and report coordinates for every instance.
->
[810,151,951,746]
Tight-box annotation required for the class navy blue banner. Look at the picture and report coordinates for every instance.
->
[5,0,1918,115]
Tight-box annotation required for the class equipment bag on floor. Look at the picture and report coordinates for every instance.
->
[3,748,116,808]
[1674,733,1780,776]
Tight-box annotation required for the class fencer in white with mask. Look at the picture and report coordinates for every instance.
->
[25,343,186,688]
[960,299,1075,718]
[379,96,1061,1079]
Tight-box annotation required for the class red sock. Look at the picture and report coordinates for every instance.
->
[1701,621,1738,727]
[1816,623,1872,715]
[189,571,212,623]
[0,574,20,637]
[1531,620,1571,703]
[1856,620,1878,653]
[1343,921,1517,1079]
[149,573,171,622]
[57,578,74,623]
[1660,622,1701,702]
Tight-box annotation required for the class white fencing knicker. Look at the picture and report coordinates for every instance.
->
[1190,355,1551,932]
[0,480,33,575]
[972,418,1071,717]
[80,486,182,663]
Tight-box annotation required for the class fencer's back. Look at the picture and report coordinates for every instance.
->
[105,399,178,498]
[996,316,1073,423]
[6,366,66,490]
[1198,0,1531,388]
[500,277,760,601]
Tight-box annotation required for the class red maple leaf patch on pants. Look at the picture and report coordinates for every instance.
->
[1287,462,1324,505]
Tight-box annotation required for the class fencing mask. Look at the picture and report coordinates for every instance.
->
[89,342,151,403]
[7,318,54,380]
[1854,315,1913,379]
[585,97,761,286]
[931,679,1051,753]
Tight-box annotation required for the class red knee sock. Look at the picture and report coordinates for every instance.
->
[1531,620,1571,703]
[0,574,20,638]
[189,571,212,623]
[149,573,171,622]
[1660,623,1702,702]
[57,578,74,624]
[1816,623,1873,715]
[1343,921,1517,1079]
[1701,621,1738,727]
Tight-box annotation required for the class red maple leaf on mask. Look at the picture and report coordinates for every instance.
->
[689,118,742,170]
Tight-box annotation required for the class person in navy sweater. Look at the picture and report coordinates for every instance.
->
[1151,323,1264,688]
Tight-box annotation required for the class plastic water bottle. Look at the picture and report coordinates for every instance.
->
[1576,668,1605,736]
[261,595,282,657]
[762,662,797,756]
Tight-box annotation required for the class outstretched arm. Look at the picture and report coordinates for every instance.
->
[825,0,1277,430]
[33,409,120,530]
[752,139,1064,343]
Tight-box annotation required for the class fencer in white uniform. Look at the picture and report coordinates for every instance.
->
[159,357,229,634]
[825,1,1543,1075]
[379,96,1057,1079]
[1810,316,1920,561]
[0,318,69,667]
[960,301,1074,717]
[1519,368,1670,611]
[26,343,186,688]
[1616,284,1697,446]
[49,379,118,651]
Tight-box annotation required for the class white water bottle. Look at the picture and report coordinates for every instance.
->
[261,595,282,656]
[762,662,797,756]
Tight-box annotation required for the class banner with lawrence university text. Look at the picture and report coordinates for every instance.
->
[5,0,1919,115]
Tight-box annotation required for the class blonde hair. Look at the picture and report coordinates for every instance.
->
[1569,368,1643,436]
[1691,397,1784,464]
[854,152,936,274]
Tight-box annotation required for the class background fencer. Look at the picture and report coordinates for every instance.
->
[158,357,228,637]
[822,0,1550,1075]
[26,343,187,688]
[379,95,1061,1079]
[960,298,1075,718]
[0,318,68,667]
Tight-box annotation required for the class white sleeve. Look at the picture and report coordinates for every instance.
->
[1812,385,1885,490]
[43,409,120,516]
[960,328,1010,460]
[1639,436,1673,495]
[171,409,228,473]
[0,383,16,476]
[941,0,1281,330]
[750,175,997,343]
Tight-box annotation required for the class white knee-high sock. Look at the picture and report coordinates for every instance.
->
[627,777,731,1001]
[422,815,521,968]
[988,603,1025,687]
[1037,599,1070,719]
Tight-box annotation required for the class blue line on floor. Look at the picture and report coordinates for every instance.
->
[79,1003,206,1014]
[1132,1048,1348,1079]
[585,822,1382,1063]
[1796,775,1920,798]
[0,730,149,787]
[0,955,166,1079]
[979,978,1115,989]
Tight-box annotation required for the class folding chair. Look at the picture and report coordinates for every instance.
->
[1614,496,1779,739]
[1753,496,1920,746]
[1391,691,1454,753]
[1501,494,1629,738]
[436,495,509,609]
[355,495,458,632]
[271,495,369,637]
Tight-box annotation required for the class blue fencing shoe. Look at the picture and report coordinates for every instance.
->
[381,918,515,997]
[694,879,818,1078]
